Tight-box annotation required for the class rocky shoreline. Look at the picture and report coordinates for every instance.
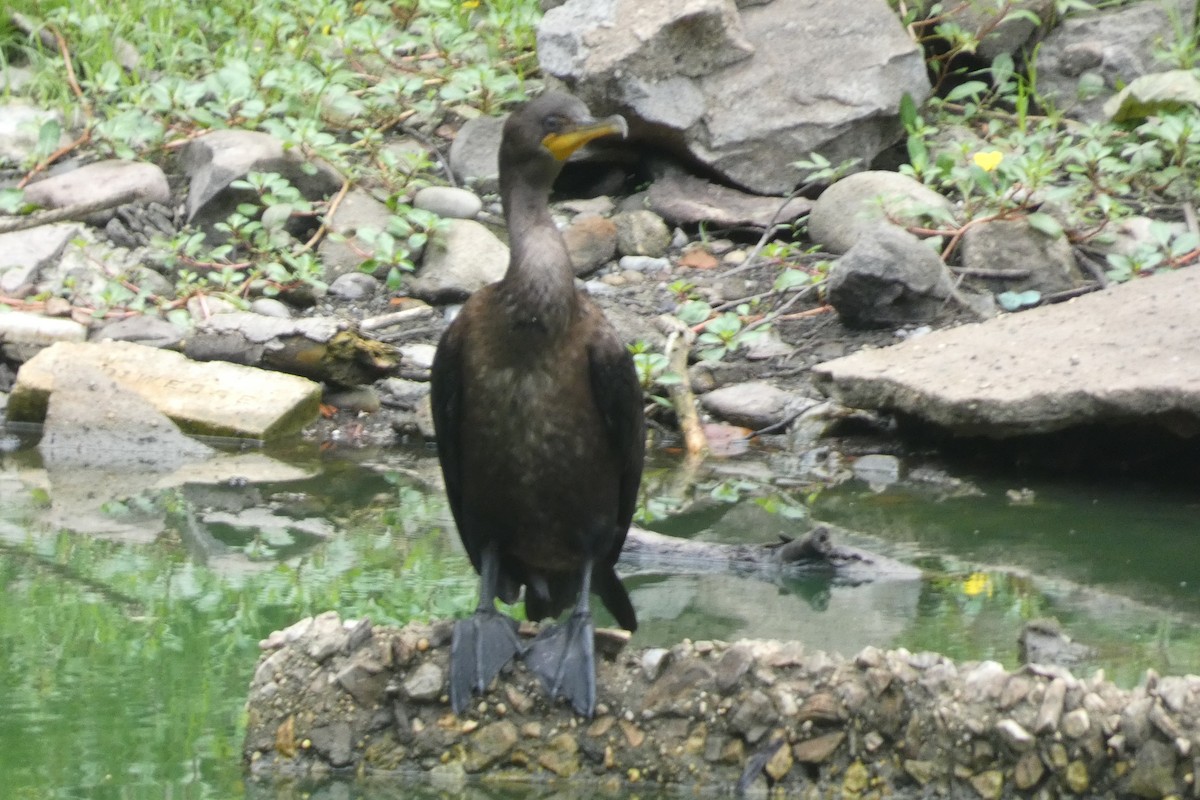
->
[244,612,1200,799]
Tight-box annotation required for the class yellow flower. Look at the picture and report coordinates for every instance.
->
[962,571,992,597]
[462,0,480,8]
[972,150,1003,172]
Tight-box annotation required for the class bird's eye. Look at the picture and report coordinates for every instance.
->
[543,115,566,135]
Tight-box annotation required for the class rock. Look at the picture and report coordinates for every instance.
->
[699,380,797,430]
[413,185,482,219]
[618,255,669,273]
[539,0,929,194]
[448,114,506,192]
[969,769,1004,799]
[562,214,618,275]
[1014,750,1045,789]
[647,169,812,229]
[36,362,213,470]
[0,310,88,362]
[1126,739,1178,798]
[464,720,519,772]
[537,732,580,777]
[91,315,185,349]
[316,188,401,279]
[408,218,508,302]
[808,171,956,254]
[0,102,70,164]
[308,722,353,767]
[794,732,845,764]
[7,340,321,439]
[826,226,955,329]
[613,209,672,258]
[249,298,292,319]
[1062,707,1091,739]
[1104,68,1200,122]
[180,129,342,232]
[715,646,754,693]
[996,717,1035,752]
[960,218,1083,296]
[851,454,900,491]
[1035,677,1067,733]
[1019,618,1095,667]
[941,0,1054,60]
[1034,0,1193,122]
[812,267,1200,439]
[22,160,170,220]
[399,343,437,372]
[0,223,81,295]
[402,662,445,702]
[328,271,379,301]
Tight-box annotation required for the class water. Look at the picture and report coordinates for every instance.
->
[1,432,1197,799]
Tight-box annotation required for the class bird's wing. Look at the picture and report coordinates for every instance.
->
[430,313,478,569]
[587,329,646,551]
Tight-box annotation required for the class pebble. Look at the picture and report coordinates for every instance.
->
[328,271,379,301]
[250,297,293,318]
[618,255,669,272]
[613,209,672,257]
[413,185,483,219]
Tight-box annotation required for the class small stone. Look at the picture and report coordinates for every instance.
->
[793,731,845,764]
[862,730,884,752]
[796,693,840,723]
[563,214,617,275]
[995,718,1034,751]
[1036,677,1067,733]
[641,648,670,681]
[1062,707,1090,739]
[328,271,379,301]
[413,185,483,219]
[463,720,519,772]
[763,740,793,782]
[1065,760,1090,794]
[969,769,1003,800]
[402,662,444,701]
[618,254,669,272]
[250,297,293,318]
[715,646,754,693]
[537,732,579,777]
[1014,751,1044,790]
[904,759,936,785]
[613,209,671,257]
[619,719,645,748]
[842,761,869,793]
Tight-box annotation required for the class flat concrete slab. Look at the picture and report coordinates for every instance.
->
[8,340,322,440]
[812,268,1200,437]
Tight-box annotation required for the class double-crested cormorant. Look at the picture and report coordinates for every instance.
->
[430,92,644,717]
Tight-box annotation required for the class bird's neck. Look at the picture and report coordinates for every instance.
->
[498,175,578,335]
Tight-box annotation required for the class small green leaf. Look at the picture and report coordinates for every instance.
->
[1024,212,1063,239]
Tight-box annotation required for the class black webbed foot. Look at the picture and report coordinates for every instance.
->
[449,609,522,714]
[526,610,596,717]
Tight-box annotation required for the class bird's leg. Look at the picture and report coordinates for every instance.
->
[526,560,597,717]
[449,544,522,714]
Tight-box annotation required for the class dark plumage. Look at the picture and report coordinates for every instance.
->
[430,92,644,717]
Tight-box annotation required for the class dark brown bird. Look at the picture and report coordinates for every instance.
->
[430,92,644,717]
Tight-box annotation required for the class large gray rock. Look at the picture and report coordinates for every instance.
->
[0,223,81,295]
[812,267,1200,437]
[1034,0,1196,122]
[826,226,956,329]
[408,219,508,302]
[0,310,88,362]
[7,340,321,439]
[539,0,930,194]
[181,129,342,231]
[23,160,170,219]
[808,171,956,255]
[960,218,1084,295]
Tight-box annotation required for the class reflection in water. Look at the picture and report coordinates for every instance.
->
[1,436,1199,800]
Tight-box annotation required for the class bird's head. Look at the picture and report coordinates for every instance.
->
[500,92,627,189]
